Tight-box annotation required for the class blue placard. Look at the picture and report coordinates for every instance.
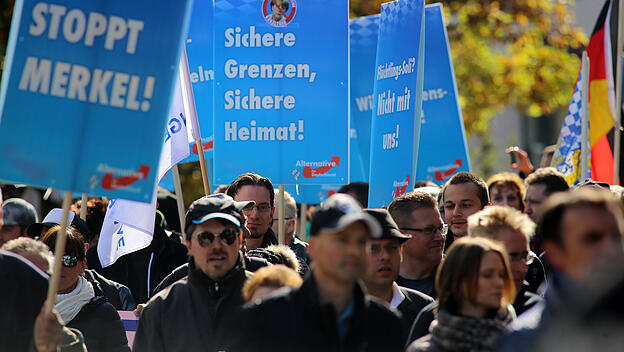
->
[182,0,215,164]
[350,14,379,182]
[212,0,349,185]
[415,4,470,184]
[0,0,192,203]
[368,0,425,207]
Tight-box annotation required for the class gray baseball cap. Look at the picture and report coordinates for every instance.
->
[2,198,39,227]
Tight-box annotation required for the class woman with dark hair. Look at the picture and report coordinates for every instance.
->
[407,237,516,352]
[487,172,526,212]
[41,226,130,352]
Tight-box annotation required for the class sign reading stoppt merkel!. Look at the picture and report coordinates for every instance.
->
[213,0,349,185]
[415,4,470,184]
[0,0,192,202]
[368,0,425,207]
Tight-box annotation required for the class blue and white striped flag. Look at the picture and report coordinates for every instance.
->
[98,64,191,267]
[551,73,590,186]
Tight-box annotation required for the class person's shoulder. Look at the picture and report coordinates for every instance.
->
[366,295,402,320]
[406,334,437,352]
[399,286,435,304]
[507,300,545,332]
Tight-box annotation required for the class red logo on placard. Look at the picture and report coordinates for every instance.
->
[434,159,463,182]
[101,165,150,190]
[192,140,214,155]
[302,156,340,179]
[395,174,410,197]
[262,0,297,27]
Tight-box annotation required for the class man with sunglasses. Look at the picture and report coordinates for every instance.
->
[388,191,446,298]
[134,194,254,352]
[232,194,404,352]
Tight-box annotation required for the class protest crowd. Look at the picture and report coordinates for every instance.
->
[3,163,624,352]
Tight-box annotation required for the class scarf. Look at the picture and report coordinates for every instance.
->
[429,306,515,352]
[55,276,95,324]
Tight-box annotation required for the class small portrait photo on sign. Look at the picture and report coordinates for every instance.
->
[263,0,296,27]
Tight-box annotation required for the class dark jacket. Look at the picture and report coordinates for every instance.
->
[0,250,48,352]
[396,286,435,339]
[133,255,251,352]
[88,225,188,304]
[66,296,130,352]
[260,227,279,247]
[84,269,137,310]
[232,274,404,352]
[152,255,268,294]
[407,301,437,345]
[513,286,543,316]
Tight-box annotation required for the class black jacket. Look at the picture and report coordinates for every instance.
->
[133,255,251,352]
[84,269,137,310]
[88,225,188,304]
[232,274,404,352]
[152,254,268,294]
[66,296,130,352]
[396,286,435,339]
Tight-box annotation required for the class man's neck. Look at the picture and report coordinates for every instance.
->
[313,270,354,316]
[364,282,393,303]
[246,235,264,250]
[400,256,437,280]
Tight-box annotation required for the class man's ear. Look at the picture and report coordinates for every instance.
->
[542,241,564,271]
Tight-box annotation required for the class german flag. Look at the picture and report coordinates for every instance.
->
[587,0,620,184]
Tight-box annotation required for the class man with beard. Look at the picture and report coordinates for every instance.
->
[362,208,434,338]
[442,171,489,238]
[388,191,446,298]
[133,194,253,352]
[232,194,404,351]
[227,173,279,251]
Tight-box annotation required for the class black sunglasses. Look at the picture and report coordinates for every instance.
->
[195,228,239,247]
[62,255,79,268]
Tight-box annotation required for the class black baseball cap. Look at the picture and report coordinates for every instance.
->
[364,208,411,243]
[310,194,381,237]
[185,194,254,233]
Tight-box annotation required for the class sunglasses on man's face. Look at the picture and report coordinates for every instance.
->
[194,228,239,247]
[62,255,79,268]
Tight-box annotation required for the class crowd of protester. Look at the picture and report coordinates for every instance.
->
[3,158,624,351]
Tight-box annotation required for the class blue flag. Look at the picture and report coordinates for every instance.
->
[368,0,426,207]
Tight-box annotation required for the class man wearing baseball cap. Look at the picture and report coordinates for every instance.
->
[362,208,434,339]
[1,198,38,246]
[133,194,254,352]
[233,194,404,352]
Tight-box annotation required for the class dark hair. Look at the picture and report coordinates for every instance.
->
[487,172,526,211]
[271,0,289,11]
[536,188,623,247]
[337,182,369,208]
[388,191,438,228]
[227,173,275,207]
[525,167,569,196]
[41,225,86,260]
[436,237,515,314]
[442,171,489,208]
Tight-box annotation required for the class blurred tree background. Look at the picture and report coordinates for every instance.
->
[0,0,587,197]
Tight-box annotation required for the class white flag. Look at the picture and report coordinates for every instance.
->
[98,70,191,267]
